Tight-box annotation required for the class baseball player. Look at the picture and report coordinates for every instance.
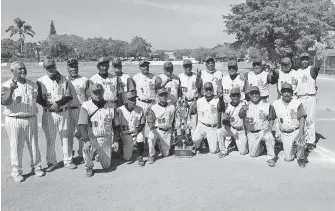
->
[245,59,278,102]
[111,57,130,91]
[295,53,320,150]
[1,61,45,182]
[224,88,248,155]
[66,58,90,163]
[200,56,223,97]
[133,60,162,136]
[146,88,176,164]
[77,83,120,177]
[178,59,202,133]
[159,61,181,105]
[190,82,227,156]
[90,57,124,107]
[36,59,76,171]
[116,90,146,166]
[238,86,276,167]
[275,57,299,98]
[272,83,307,168]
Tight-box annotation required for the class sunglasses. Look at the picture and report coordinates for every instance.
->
[249,91,260,95]
[158,93,168,97]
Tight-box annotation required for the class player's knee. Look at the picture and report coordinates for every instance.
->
[135,132,144,143]
[123,154,132,161]
[147,131,155,141]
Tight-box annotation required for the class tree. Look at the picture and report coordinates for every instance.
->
[151,49,169,60]
[5,17,35,53]
[127,36,152,59]
[173,49,192,60]
[190,47,216,63]
[223,0,335,61]
[1,38,19,61]
[49,20,57,36]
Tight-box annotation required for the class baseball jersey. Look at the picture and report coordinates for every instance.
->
[179,72,198,100]
[90,73,123,101]
[200,70,223,96]
[37,75,71,109]
[146,103,175,129]
[133,73,157,100]
[117,105,145,135]
[221,74,245,104]
[245,101,273,131]
[247,71,269,97]
[67,76,90,107]
[197,97,220,125]
[79,100,115,137]
[272,98,306,132]
[1,79,38,117]
[296,66,317,95]
[225,100,245,129]
[277,70,299,94]
[119,73,130,91]
[159,74,180,104]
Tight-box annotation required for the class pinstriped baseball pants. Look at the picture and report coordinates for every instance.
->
[68,108,83,156]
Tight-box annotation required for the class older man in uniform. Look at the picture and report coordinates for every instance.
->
[2,61,45,182]
[159,61,181,105]
[275,57,299,98]
[111,57,131,91]
[199,56,223,97]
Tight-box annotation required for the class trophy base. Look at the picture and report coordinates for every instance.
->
[174,146,193,158]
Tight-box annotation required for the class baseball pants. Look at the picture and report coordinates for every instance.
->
[299,96,316,144]
[84,131,112,170]
[277,129,306,161]
[137,100,155,137]
[193,122,221,153]
[68,108,83,157]
[247,130,275,159]
[42,110,72,165]
[147,129,172,157]
[231,128,248,155]
[218,126,236,153]
[5,116,42,177]
[121,132,144,161]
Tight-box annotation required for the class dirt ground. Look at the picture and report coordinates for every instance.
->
[1,63,335,211]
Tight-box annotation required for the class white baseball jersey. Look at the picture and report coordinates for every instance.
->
[179,72,198,100]
[79,100,115,137]
[67,76,90,107]
[197,97,220,125]
[272,98,303,131]
[200,70,223,96]
[247,71,269,97]
[117,105,145,135]
[90,73,119,101]
[133,73,157,100]
[245,101,270,131]
[159,74,180,104]
[37,75,71,109]
[277,70,299,94]
[296,66,316,95]
[225,100,245,129]
[2,79,38,117]
[221,74,245,104]
[119,73,130,91]
[147,104,175,129]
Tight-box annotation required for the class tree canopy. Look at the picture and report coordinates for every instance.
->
[49,21,57,36]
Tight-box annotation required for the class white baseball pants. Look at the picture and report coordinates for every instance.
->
[68,108,83,156]
[298,96,316,144]
[193,122,221,153]
[247,130,275,159]
[147,129,172,157]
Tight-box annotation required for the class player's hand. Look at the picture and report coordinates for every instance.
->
[50,103,60,111]
[112,142,119,152]
[242,102,249,111]
[83,141,91,153]
[296,133,306,146]
[196,69,201,77]
[10,79,18,91]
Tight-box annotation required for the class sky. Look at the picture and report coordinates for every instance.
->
[1,0,245,50]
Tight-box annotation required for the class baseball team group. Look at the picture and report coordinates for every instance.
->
[2,52,320,181]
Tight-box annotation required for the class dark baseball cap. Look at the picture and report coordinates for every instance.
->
[205,56,215,63]
[97,57,110,66]
[281,57,291,65]
[252,59,262,66]
[230,88,240,95]
[247,86,260,93]
[299,53,310,59]
[228,60,238,67]
[139,60,150,67]
[91,83,104,92]
[43,59,56,68]
[67,58,78,66]
[124,91,138,99]
[281,82,293,92]
[157,88,168,95]
[183,59,192,65]
[112,57,122,66]
[164,61,173,69]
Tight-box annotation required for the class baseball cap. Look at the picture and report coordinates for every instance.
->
[281,82,293,92]
[124,91,138,99]
[281,57,291,65]
[228,60,238,67]
[139,60,150,67]
[164,61,173,69]
[205,56,215,63]
[43,59,56,68]
[157,88,168,95]
[183,59,192,65]
[97,57,109,66]
[91,83,103,92]
[299,53,310,59]
[111,57,122,66]
[230,88,241,95]
[252,59,262,66]
[67,58,78,66]
[247,86,260,93]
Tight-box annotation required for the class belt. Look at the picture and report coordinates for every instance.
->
[297,94,316,97]
[232,126,244,131]
[281,127,299,134]
[8,115,34,119]
[68,106,79,109]
[156,127,171,132]
[44,108,67,112]
[249,129,261,133]
[138,98,154,103]
[200,122,217,128]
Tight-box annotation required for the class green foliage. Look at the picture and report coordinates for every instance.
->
[151,50,169,60]
[127,36,152,58]
[1,39,19,61]
[49,21,57,36]
[173,49,192,60]
[190,47,216,63]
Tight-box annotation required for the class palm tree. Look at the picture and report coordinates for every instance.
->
[5,17,35,54]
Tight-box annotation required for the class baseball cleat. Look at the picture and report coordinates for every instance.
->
[148,156,155,164]
[64,162,77,169]
[12,174,24,183]
[34,169,46,177]
[267,159,276,167]
[297,159,306,168]
[218,151,229,158]
[85,168,94,177]
[137,156,145,167]
[78,156,85,164]
[46,163,58,172]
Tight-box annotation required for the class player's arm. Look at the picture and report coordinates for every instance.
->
[136,111,146,134]
[55,80,73,106]
[155,76,162,91]
[36,81,51,107]
[221,112,231,127]
[268,105,277,132]
[195,70,203,97]
[310,60,321,79]
[243,73,250,101]
[267,68,278,84]
[297,103,307,138]
[217,99,224,128]
[177,78,182,101]
[1,84,15,105]
[116,77,125,107]
[189,101,197,115]
[85,79,92,100]
[77,107,90,143]
[146,107,156,131]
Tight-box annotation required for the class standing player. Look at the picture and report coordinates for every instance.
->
[66,58,90,163]
[117,91,146,166]
[111,57,130,91]
[90,57,124,107]
[146,88,176,164]
[37,59,76,171]
[272,83,307,167]
[275,57,299,98]
[159,61,181,105]
[77,83,120,177]
[295,53,320,150]
[245,59,278,102]
[2,61,45,182]
[199,56,223,97]
[238,86,276,167]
